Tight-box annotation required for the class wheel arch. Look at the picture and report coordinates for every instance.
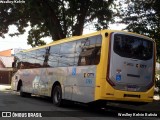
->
[17,79,22,91]
[51,81,61,97]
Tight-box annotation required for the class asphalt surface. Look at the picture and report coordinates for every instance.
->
[0,84,159,120]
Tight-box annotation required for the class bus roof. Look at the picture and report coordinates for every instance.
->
[20,29,154,53]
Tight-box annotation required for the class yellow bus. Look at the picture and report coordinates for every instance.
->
[11,30,156,106]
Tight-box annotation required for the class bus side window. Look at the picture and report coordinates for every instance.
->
[78,46,101,65]
[59,42,76,67]
[36,48,46,67]
[48,45,60,67]
[93,46,101,65]
[76,38,92,66]
[91,37,102,65]
[76,35,102,66]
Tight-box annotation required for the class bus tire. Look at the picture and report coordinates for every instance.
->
[52,85,63,107]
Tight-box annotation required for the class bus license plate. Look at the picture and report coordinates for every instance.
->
[127,85,137,91]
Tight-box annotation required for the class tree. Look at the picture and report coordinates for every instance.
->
[119,0,160,59]
[0,0,116,47]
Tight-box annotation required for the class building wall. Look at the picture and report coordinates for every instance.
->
[0,49,13,84]
[0,49,12,56]
[0,56,14,68]
[0,60,5,68]
[0,71,12,84]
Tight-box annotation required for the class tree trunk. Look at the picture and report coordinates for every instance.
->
[72,0,90,36]
[43,1,66,41]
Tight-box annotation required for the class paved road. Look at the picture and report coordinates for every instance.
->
[0,85,159,120]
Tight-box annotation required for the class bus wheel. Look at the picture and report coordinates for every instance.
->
[52,85,63,106]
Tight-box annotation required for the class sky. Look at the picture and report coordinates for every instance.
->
[0,23,127,51]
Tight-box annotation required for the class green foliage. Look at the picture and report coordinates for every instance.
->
[155,79,160,94]
[0,0,116,47]
[156,80,160,88]
[156,70,160,75]
[119,0,160,59]
[155,70,160,94]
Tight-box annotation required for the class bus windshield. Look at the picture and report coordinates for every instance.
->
[113,34,153,60]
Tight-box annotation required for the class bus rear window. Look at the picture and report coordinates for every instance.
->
[113,34,153,60]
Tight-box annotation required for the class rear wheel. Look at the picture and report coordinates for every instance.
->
[52,85,63,106]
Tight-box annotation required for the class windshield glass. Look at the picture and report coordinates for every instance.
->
[113,34,153,60]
